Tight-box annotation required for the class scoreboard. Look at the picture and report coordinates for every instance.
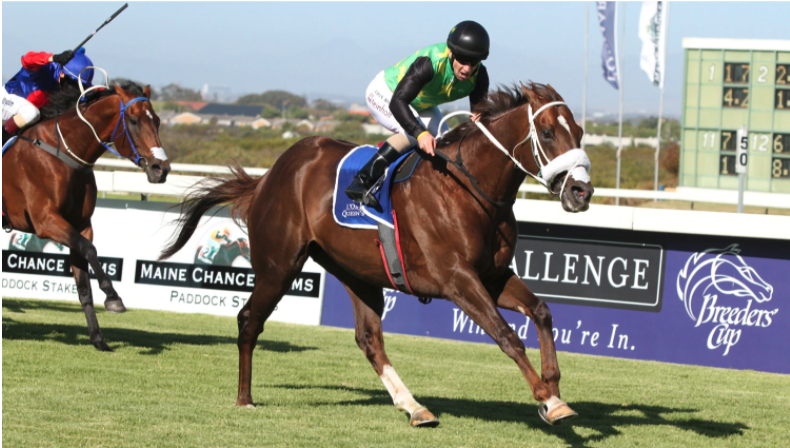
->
[681,38,790,192]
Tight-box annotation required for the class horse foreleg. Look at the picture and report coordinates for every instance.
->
[344,281,439,427]
[36,218,125,312]
[487,272,576,425]
[446,268,575,424]
[76,225,125,312]
[70,249,112,352]
[487,272,560,395]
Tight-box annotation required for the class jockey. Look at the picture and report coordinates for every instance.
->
[345,21,491,209]
[2,47,95,145]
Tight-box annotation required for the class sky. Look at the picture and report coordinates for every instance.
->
[3,1,789,119]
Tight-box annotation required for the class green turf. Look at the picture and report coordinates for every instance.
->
[3,298,788,447]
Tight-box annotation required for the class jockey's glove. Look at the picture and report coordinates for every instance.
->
[52,50,75,65]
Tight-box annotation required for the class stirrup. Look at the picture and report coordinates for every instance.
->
[361,176,385,212]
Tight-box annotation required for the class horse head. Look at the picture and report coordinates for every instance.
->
[517,82,594,212]
[676,244,773,320]
[111,83,171,184]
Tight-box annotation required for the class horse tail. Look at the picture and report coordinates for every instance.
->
[159,162,260,261]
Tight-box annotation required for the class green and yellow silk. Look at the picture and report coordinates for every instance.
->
[384,43,479,111]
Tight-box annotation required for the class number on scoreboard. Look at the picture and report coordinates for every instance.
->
[720,155,737,176]
[772,158,790,178]
[721,130,737,150]
[724,63,750,83]
[774,133,790,154]
[723,87,749,108]
[776,89,790,109]
[777,64,790,85]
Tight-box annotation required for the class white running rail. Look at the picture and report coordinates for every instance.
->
[93,159,790,208]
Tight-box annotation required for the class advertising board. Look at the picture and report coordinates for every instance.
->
[321,222,789,374]
[1,200,325,326]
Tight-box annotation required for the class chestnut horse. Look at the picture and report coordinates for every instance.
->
[2,80,170,351]
[160,83,593,426]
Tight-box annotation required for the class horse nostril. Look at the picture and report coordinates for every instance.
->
[151,164,162,175]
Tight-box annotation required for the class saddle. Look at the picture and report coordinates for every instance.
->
[333,145,427,299]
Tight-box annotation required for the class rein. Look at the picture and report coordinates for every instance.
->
[59,66,150,167]
[432,137,512,208]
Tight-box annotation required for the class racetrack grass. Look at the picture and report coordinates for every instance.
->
[3,298,788,448]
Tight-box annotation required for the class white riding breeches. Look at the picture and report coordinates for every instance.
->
[2,87,40,126]
[365,71,449,138]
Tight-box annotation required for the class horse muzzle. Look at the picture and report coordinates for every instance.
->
[143,158,170,184]
[559,177,594,213]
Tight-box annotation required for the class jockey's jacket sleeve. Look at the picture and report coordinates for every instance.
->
[27,91,50,109]
[469,65,490,112]
[390,56,434,139]
[21,52,54,71]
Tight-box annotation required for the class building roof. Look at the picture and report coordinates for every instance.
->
[155,110,177,120]
[197,103,263,117]
[683,38,790,51]
[173,101,209,111]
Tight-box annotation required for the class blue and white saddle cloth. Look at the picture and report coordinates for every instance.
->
[333,145,420,230]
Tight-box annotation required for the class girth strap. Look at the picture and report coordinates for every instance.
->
[17,134,93,173]
[376,221,412,294]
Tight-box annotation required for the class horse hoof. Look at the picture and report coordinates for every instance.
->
[410,408,439,428]
[236,399,255,408]
[539,396,578,426]
[94,341,114,352]
[104,299,126,313]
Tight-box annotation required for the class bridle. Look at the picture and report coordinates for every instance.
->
[58,66,151,167]
[438,100,591,198]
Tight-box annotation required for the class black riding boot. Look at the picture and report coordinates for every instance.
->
[345,142,401,211]
[2,127,10,147]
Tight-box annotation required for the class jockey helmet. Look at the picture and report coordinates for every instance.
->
[447,21,490,61]
[61,48,94,86]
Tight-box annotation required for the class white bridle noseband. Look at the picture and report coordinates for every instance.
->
[437,101,591,197]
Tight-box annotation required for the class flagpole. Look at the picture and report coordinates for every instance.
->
[616,2,625,206]
[654,81,665,195]
[654,1,670,198]
[582,2,589,150]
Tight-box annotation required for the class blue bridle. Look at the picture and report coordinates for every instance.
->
[99,97,150,166]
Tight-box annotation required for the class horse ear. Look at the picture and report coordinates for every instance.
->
[520,82,538,105]
[143,85,152,99]
[545,84,565,101]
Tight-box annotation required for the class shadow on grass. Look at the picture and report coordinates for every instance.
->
[2,298,87,315]
[270,384,747,446]
[1,318,318,356]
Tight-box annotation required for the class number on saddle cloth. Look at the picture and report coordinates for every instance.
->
[333,145,420,230]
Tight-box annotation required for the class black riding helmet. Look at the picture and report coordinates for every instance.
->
[447,21,490,61]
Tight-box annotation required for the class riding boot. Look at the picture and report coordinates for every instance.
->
[345,142,401,210]
[2,127,10,148]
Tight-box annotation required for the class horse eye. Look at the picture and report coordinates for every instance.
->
[129,117,139,126]
[542,129,553,139]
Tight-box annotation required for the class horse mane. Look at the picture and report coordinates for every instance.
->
[438,82,564,146]
[40,80,146,119]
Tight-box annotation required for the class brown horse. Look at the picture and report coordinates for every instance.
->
[160,83,593,426]
[2,81,170,351]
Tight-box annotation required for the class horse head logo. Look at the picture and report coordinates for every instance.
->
[677,244,773,321]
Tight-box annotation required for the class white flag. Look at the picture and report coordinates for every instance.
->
[639,1,670,88]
